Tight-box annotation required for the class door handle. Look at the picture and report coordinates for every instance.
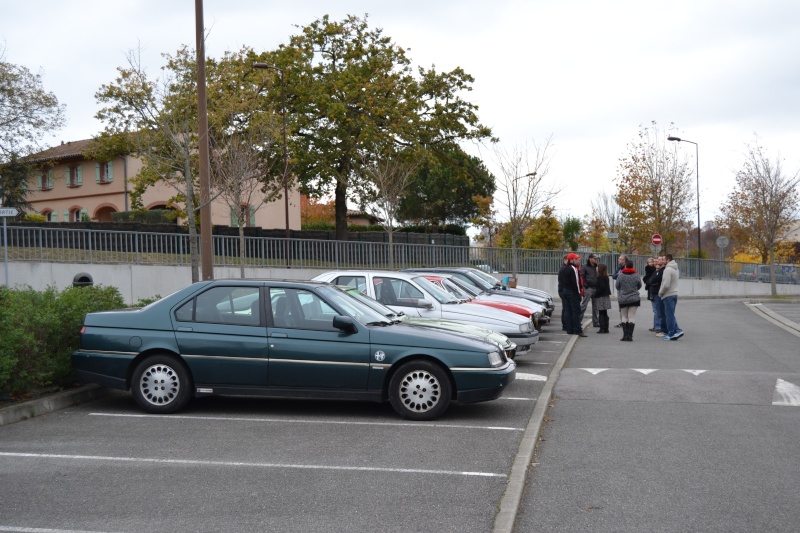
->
[176,327,193,332]
[270,332,288,338]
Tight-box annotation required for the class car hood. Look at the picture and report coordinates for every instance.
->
[438,301,528,327]
[397,316,512,349]
[368,322,499,353]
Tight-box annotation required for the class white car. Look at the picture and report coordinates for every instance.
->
[313,270,539,355]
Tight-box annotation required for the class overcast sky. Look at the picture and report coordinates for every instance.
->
[3,0,799,227]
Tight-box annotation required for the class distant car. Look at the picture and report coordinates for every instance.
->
[72,279,516,420]
[421,274,544,330]
[402,267,555,320]
[737,264,797,284]
[313,270,539,356]
[341,287,518,359]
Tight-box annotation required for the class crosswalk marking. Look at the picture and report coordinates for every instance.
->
[681,369,707,376]
[515,372,547,381]
[773,378,800,406]
[581,368,609,375]
[633,369,658,375]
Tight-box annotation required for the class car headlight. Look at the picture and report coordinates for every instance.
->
[487,351,505,367]
[519,321,533,333]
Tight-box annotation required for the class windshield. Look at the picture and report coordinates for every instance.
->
[412,276,460,304]
[342,287,401,320]
[447,276,481,297]
[440,278,473,300]
[317,285,392,325]
[471,269,502,288]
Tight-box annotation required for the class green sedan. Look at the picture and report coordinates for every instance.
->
[72,280,516,420]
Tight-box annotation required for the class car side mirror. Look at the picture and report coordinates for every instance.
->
[333,315,357,333]
[416,299,434,309]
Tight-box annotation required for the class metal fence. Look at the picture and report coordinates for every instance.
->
[1,225,797,281]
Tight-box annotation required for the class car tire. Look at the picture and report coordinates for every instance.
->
[389,360,451,421]
[131,355,193,414]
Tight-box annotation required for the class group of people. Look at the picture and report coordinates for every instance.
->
[557,252,683,342]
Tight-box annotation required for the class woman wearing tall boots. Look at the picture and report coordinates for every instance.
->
[615,260,642,341]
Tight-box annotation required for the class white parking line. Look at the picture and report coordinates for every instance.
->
[0,452,506,478]
[0,527,121,533]
[89,412,523,432]
[500,397,536,401]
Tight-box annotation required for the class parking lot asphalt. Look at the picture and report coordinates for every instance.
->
[1,300,797,532]
[0,324,573,532]
[514,298,800,533]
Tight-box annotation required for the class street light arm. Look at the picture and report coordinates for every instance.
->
[668,135,701,267]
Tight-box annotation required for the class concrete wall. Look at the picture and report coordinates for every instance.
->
[6,261,800,305]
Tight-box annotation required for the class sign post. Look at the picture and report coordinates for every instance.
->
[716,235,729,261]
[0,207,19,286]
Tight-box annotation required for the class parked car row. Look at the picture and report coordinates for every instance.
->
[72,268,555,421]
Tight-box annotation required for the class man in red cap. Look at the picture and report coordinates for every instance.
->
[557,252,587,337]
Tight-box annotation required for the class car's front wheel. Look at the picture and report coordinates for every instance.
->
[131,355,193,414]
[389,360,451,421]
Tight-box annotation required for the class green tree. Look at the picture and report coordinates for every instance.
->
[0,56,66,160]
[398,145,495,228]
[562,215,583,251]
[0,154,34,216]
[270,14,492,239]
[94,46,284,282]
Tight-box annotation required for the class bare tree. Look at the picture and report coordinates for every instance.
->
[591,190,625,249]
[494,137,560,276]
[210,128,281,278]
[616,122,694,254]
[360,147,419,268]
[718,141,800,295]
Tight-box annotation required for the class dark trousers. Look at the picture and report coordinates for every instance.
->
[562,288,583,333]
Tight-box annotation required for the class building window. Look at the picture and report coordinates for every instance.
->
[67,165,83,188]
[96,161,114,183]
[39,170,54,191]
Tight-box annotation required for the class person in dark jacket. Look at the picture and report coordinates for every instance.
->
[615,260,642,341]
[650,256,667,335]
[557,254,569,331]
[558,252,587,337]
[580,253,599,328]
[592,263,612,333]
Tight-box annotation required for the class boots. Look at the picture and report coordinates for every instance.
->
[620,322,628,341]
[598,315,609,334]
[627,323,635,341]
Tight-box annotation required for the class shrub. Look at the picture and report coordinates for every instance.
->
[0,285,125,395]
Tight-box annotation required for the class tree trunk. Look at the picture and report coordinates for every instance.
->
[388,229,394,269]
[511,232,519,277]
[335,179,348,241]
[769,246,777,297]
[239,207,246,279]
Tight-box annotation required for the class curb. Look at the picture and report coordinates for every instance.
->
[0,384,109,427]
[492,322,582,533]
[745,302,800,337]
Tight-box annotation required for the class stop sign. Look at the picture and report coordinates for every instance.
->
[652,234,663,245]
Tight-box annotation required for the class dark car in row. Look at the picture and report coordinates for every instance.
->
[72,280,516,421]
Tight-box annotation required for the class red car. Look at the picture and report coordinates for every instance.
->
[423,275,541,329]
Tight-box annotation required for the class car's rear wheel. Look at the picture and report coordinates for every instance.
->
[389,360,451,421]
[131,355,192,414]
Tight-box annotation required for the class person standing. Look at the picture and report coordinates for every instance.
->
[580,253,599,328]
[611,254,629,328]
[558,252,587,337]
[649,257,666,335]
[615,260,642,341]
[659,253,684,340]
[557,254,570,331]
[592,263,612,333]
[642,257,657,332]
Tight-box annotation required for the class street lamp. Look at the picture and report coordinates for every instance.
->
[668,135,701,274]
[253,62,290,240]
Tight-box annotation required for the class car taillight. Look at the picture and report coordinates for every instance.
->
[80,326,86,335]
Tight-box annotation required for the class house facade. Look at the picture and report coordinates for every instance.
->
[25,138,300,229]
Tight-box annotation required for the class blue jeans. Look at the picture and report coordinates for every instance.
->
[652,296,663,330]
[661,295,681,337]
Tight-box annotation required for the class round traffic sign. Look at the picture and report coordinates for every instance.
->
[716,236,729,248]
[652,234,663,245]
